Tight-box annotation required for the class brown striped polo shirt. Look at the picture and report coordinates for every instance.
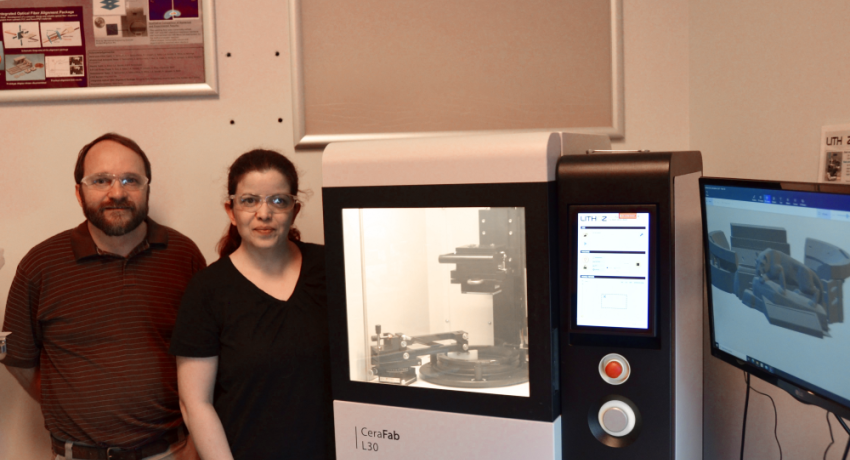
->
[1,219,206,449]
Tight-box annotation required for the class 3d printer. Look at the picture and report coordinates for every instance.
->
[322,132,600,459]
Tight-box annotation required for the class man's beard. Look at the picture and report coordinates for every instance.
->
[82,193,148,237]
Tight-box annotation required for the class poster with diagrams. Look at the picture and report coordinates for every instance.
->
[0,0,213,99]
[0,12,78,87]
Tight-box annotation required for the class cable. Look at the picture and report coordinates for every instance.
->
[742,372,751,460]
[840,415,850,436]
[837,415,850,460]
[826,412,835,460]
[741,371,782,460]
[749,384,782,459]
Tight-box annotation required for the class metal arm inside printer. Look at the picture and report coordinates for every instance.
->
[369,208,529,388]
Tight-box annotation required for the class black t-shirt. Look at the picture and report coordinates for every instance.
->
[170,242,334,460]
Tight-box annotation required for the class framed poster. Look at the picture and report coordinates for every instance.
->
[290,0,623,151]
[0,0,217,101]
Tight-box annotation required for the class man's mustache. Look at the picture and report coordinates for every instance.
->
[99,199,136,211]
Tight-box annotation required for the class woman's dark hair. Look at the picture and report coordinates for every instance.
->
[217,149,302,258]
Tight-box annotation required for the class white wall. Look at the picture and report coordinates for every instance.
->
[613,0,690,152]
[691,1,850,458]
[691,0,850,181]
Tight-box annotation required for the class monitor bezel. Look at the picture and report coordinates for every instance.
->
[700,176,850,420]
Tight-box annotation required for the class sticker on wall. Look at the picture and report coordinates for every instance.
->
[2,22,41,49]
[819,124,850,183]
[92,0,127,17]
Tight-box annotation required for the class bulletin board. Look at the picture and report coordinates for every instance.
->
[290,0,623,150]
[0,0,217,101]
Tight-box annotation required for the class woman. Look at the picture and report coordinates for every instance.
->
[170,150,333,459]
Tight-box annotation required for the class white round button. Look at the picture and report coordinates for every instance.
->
[601,407,628,433]
[598,400,637,437]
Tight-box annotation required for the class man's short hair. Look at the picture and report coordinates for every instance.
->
[74,133,152,184]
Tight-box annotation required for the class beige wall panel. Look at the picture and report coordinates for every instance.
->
[296,0,619,145]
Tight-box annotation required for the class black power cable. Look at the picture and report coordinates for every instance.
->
[749,385,782,459]
[837,415,850,460]
[741,371,782,459]
[824,412,850,460]
[742,372,751,460]
[826,412,835,460]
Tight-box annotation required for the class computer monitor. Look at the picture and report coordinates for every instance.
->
[701,177,850,419]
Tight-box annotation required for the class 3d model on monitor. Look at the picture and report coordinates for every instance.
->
[805,238,850,323]
[708,224,850,337]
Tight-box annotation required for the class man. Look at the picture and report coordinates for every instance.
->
[1,133,206,460]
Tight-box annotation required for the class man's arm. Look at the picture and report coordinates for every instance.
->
[3,253,45,401]
[4,365,41,403]
[177,356,234,460]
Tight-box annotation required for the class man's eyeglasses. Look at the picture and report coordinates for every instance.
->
[80,173,149,191]
[229,194,299,213]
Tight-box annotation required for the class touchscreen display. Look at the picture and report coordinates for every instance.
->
[576,212,651,329]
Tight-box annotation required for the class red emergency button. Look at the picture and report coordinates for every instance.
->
[599,353,630,385]
[605,360,624,379]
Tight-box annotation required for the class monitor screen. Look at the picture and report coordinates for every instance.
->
[702,179,850,414]
[576,212,651,330]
